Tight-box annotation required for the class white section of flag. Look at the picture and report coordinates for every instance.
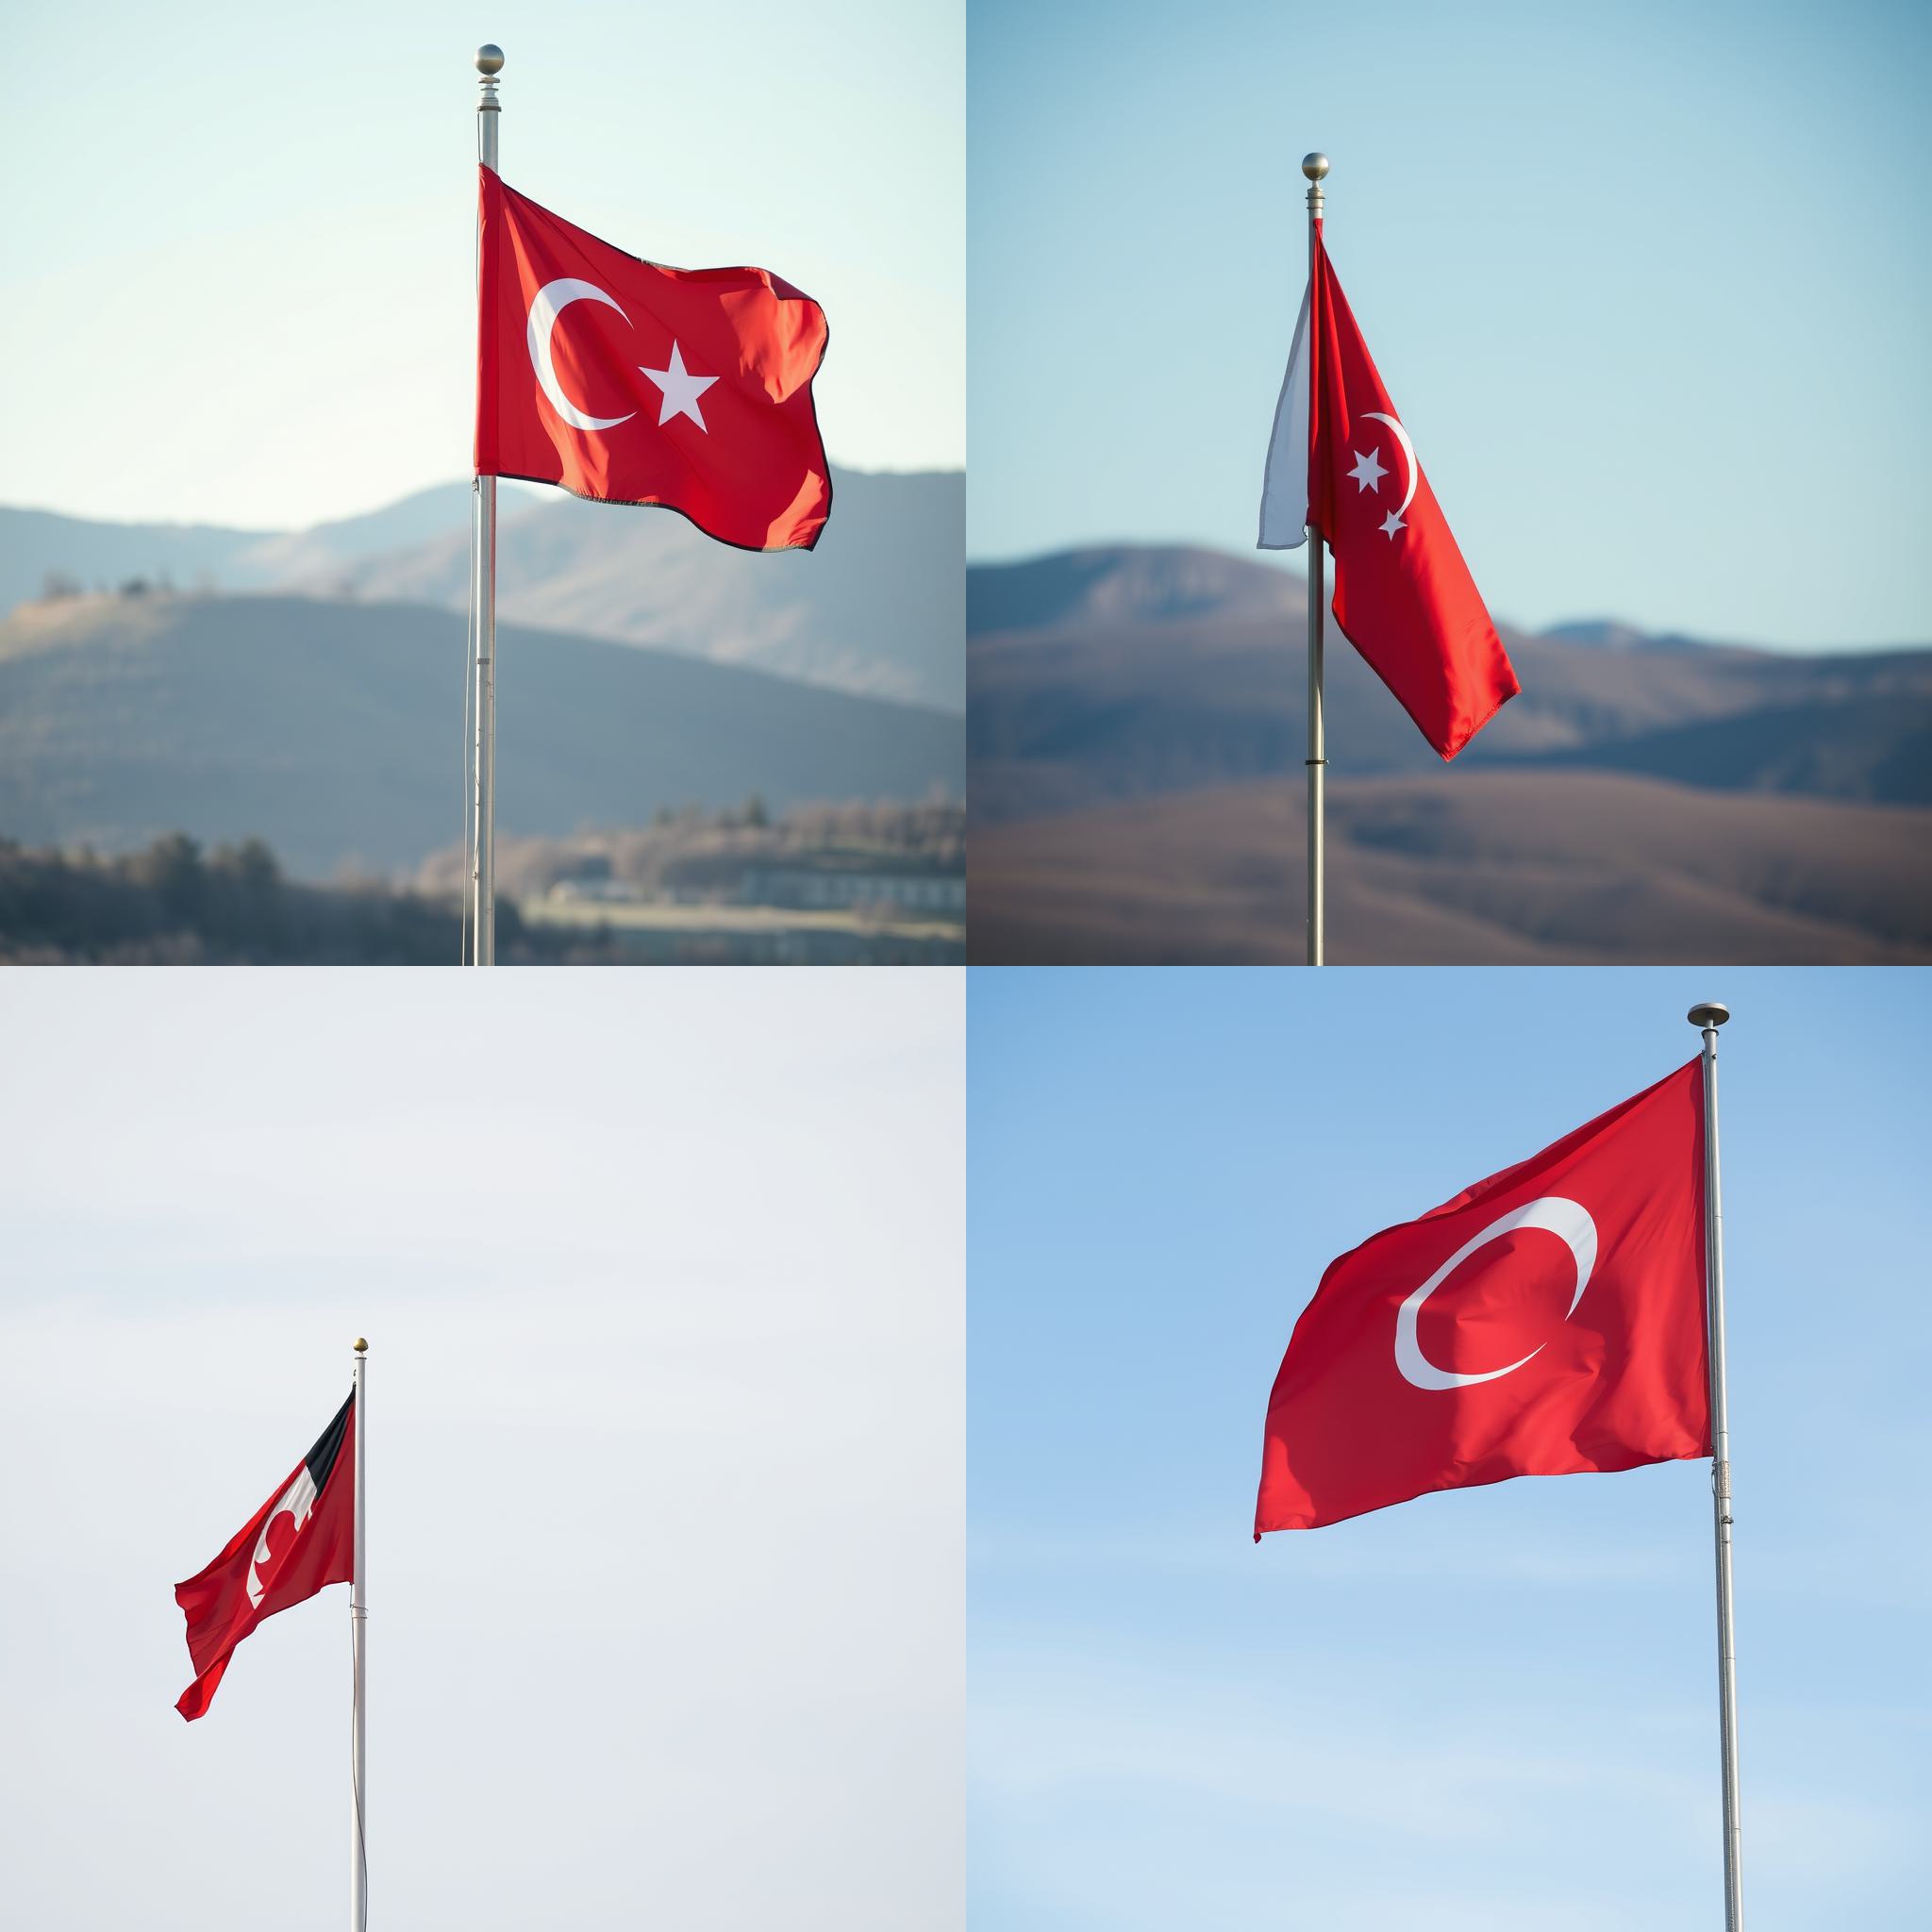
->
[1257,281,1312,550]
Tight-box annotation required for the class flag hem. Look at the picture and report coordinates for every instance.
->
[475,468,832,554]
[1254,1440,1711,1538]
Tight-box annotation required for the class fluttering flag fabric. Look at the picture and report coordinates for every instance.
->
[1256,1060,1708,1536]
[475,168,832,551]
[175,1391,356,1720]
[1258,224,1519,758]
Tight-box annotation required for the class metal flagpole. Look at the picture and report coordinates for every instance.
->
[350,1338,369,1932]
[1302,152,1328,966]
[471,44,505,966]
[1689,1002,1743,1928]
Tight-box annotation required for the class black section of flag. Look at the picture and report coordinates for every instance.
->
[304,1390,354,1491]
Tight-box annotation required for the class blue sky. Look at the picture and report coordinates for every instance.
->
[2,1,962,529]
[968,0,1932,649]
[969,966,1930,1930]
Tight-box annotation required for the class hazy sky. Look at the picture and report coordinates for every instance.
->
[969,0,1932,648]
[0,971,963,1930]
[969,966,1930,1930]
[1,1,963,530]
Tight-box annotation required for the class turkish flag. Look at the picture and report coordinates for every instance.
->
[1258,225,1519,758]
[1255,1061,1708,1535]
[175,1391,355,1720]
[475,169,831,551]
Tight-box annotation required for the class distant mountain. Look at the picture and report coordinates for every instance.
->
[0,483,545,609]
[2,468,964,712]
[1540,619,1742,654]
[0,508,268,606]
[969,542,1932,820]
[967,544,1300,636]
[323,467,964,712]
[970,770,1932,965]
[0,592,961,878]
[1517,697,1932,802]
[225,482,494,586]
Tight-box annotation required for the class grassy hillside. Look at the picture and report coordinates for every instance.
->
[969,770,1932,965]
[0,591,962,878]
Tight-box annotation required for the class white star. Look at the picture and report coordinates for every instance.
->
[638,341,718,432]
[1349,448,1388,493]
[1380,510,1407,540]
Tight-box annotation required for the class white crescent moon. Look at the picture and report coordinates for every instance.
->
[526,277,635,432]
[1393,1196,1597,1391]
[246,1466,318,1608]
[1362,410,1418,518]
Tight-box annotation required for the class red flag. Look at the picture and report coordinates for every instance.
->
[1261,225,1520,758]
[1256,1061,1708,1535]
[475,169,831,551]
[175,1391,355,1720]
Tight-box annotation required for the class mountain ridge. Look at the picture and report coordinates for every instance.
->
[969,542,1932,820]
[967,539,1931,659]
[3,466,965,712]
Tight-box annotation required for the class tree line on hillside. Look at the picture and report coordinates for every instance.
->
[1,801,970,962]
[417,796,968,902]
[37,571,208,602]
[0,834,619,965]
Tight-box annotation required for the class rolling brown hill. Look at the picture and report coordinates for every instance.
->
[969,771,1932,965]
[968,543,1932,962]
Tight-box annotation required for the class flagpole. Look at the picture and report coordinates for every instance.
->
[1689,1002,1743,1929]
[350,1338,368,1932]
[1302,151,1328,967]
[471,44,504,966]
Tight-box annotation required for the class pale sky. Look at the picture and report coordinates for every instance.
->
[1,1,963,530]
[0,971,964,1930]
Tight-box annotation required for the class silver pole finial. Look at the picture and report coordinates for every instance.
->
[1689,1002,1731,1030]
[1301,152,1329,183]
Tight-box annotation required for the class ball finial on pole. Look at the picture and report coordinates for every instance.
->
[475,44,505,75]
[354,1337,369,1354]
[1302,152,1330,183]
[1688,1002,1731,1030]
